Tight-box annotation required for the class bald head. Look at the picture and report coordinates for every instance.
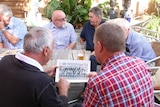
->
[52,10,66,21]
[51,10,67,28]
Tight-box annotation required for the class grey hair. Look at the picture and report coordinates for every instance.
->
[95,22,126,52]
[23,27,53,54]
[107,18,131,30]
[89,6,102,18]
[0,4,13,17]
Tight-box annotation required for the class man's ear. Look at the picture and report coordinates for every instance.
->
[43,46,49,57]
[97,41,103,52]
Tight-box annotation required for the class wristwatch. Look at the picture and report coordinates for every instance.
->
[1,28,6,33]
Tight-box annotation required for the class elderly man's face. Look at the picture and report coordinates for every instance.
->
[0,13,11,26]
[52,13,66,28]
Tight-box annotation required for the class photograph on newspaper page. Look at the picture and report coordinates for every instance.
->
[55,59,90,83]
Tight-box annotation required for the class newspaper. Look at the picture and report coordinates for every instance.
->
[55,59,90,83]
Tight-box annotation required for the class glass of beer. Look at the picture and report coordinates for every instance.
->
[77,50,84,60]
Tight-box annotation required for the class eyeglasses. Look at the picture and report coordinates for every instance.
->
[56,17,66,21]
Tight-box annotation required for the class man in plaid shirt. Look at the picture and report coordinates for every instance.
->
[82,22,154,107]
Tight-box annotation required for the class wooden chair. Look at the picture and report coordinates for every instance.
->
[146,42,160,105]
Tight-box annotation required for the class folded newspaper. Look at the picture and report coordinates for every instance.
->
[55,59,90,83]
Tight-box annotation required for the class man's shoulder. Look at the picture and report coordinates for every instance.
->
[82,21,93,30]
[11,17,25,24]
[43,22,53,29]
[66,22,74,28]
[84,21,91,26]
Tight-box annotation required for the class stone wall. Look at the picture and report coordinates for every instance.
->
[0,0,29,18]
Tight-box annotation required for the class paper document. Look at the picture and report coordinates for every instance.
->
[55,59,90,83]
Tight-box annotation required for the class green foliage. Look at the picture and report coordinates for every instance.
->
[145,15,160,32]
[151,0,160,3]
[98,0,119,19]
[44,0,92,28]
[98,1,110,19]
[151,0,160,16]
[145,15,160,38]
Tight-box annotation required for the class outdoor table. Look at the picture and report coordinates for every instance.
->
[0,49,91,103]
[43,49,91,102]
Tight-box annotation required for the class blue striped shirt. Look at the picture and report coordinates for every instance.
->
[0,17,27,49]
[125,30,156,61]
[44,22,77,49]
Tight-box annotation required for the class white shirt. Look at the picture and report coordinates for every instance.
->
[15,52,44,71]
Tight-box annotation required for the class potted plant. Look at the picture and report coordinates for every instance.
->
[43,0,92,28]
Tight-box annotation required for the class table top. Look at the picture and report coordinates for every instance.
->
[43,49,91,73]
[0,49,91,63]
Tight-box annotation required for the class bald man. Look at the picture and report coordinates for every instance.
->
[44,10,77,49]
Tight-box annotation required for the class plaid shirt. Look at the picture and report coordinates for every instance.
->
[83,52,154,107]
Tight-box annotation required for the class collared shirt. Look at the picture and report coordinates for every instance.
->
[44,22,77,49]
[15,52,43,71]
[125,30,156,62]
[0,17,28,49]
[80,20,105,51]
[83,52,154,107]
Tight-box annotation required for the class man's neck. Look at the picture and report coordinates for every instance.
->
[94,20,102,29]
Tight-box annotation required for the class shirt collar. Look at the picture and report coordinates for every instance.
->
[101,52,125,70]
[15,52,44,71]
[5,17,14,29]
[50,22,57,28]
[126,30,133,45]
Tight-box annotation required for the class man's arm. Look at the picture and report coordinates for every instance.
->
[154,83,160,90]
[2,30,19,44]
[80,38,85,44]
[66,42,76,49]
[0,42,3,48]
[66,23,78,49]
[0,18,27,46]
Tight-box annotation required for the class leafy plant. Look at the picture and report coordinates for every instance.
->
[44,0,92,28]
[151,0,160,16]
[145,15,160,31]
[145,15,160,38]
[98,0,119,19]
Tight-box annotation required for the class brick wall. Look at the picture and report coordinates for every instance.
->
[0,0,29,18]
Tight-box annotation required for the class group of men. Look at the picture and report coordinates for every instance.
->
[0,4,77,50]
[0,4,157,107]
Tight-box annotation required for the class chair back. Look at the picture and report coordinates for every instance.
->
[132,26,160,42]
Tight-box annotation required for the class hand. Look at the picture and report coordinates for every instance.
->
[44,66,58,77]
[91,51,95,55]
[87,72,97,78]
[57,78,70,96]
[0,18,4,30]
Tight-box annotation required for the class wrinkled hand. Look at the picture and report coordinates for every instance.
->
[0,18,4,30]
[57,78,70,96]
[44,66,58,77]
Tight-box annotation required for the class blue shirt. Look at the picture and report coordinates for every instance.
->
[44,22,77,49]
[80,20,105,51]
[125,30,156,61]
[0,17,27,49]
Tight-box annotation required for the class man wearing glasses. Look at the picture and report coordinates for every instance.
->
[44,10,77,49]
[0,4,27,49]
